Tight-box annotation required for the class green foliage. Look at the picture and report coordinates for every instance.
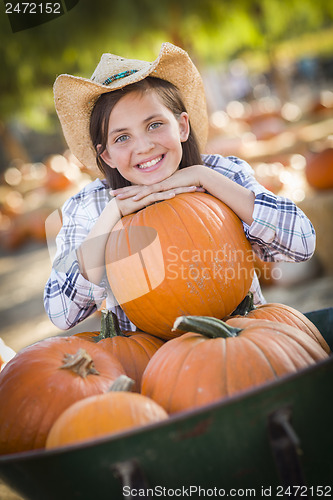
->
[0,0,332,127]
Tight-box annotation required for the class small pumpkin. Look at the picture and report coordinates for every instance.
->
[46,375,168,449]
[105,192,254,340]
[0,336,125,455]
[74,310,164,392]
[228,292,330,354]
[141,315,328,414]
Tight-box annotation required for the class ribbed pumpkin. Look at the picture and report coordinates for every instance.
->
[105,192,254,340]
[74,310,164,392]
[141,315,328,414]
[228,292,330,354]
[46,375,168,449]
[0,336,125,455]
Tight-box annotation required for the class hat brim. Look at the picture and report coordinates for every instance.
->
[54,42,208,171]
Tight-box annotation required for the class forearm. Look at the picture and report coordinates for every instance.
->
[77,197,122,285]
[198,167,255,225]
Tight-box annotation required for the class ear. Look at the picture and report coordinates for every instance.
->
[178,112,190,143]
[99,145,117,169]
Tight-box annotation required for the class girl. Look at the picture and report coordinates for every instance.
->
[44,42,315,331]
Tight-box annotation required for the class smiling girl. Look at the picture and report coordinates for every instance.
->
[44,43,315,331]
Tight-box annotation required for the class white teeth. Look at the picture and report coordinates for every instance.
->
[138,156,162,169]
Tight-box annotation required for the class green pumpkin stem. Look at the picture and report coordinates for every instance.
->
[100,309,126,339]
[173,315,241,339]
[230,291,255,317]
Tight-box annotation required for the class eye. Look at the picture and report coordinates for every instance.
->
[115,134,130,143]
[149,122,162,131]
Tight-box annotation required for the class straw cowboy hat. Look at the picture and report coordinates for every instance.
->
[53,42,208,171]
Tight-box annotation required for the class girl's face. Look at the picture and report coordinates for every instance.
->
[101,89,190,185]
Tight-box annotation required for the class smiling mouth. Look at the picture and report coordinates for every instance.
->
[137,155,164,169]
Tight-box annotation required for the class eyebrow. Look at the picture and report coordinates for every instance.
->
[108,114,163,137]
[108,127,128,137]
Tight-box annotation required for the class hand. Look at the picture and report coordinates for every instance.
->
[113,185,203,217]
[110,165,205,208]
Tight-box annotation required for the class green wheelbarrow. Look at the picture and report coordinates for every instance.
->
[0,308,332,499]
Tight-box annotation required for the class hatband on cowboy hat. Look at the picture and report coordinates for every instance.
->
[53,42,208,171]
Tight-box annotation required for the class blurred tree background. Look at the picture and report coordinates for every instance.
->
[0,0,333,166]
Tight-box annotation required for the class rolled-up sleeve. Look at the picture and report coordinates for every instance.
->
[245,191,316,262]
[44,180,109,330]
[44,258,107,330]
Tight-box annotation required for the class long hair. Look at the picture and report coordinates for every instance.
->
[89,77,202,189]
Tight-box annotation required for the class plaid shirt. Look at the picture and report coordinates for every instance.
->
[44,154,315,330]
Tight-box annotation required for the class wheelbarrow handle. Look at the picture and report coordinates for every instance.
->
[268,406,308,498]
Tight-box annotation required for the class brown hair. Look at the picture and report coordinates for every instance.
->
[90,77,202,189]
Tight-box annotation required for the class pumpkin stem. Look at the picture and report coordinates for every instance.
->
[173,315,242,338]
[61,348,100,377]
[230,292,255,316]
[100,309,125,339]
[110,375,135,392]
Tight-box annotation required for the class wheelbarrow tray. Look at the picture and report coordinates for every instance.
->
[0,308,332,499]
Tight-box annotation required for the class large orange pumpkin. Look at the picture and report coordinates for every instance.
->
[0,336,125,455]
[105,192,254,339]
[46,375,168,449]
[141,315,328,414]
[227,292,330,354]
[74,310,164,392]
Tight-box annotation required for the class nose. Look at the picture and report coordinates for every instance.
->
[134,133,154,154]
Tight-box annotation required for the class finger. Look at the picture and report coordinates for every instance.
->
[110,184,142,195]
[174,186,198,194]
[141,191,176,205]
[132,185,198,202]
[111,187,142,199]
[131,182,166,201]
[130,179,188,201]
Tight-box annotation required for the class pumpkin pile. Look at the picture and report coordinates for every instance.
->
[74,309,165,392]
[0,193,330,455]
[0,336,126,455]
